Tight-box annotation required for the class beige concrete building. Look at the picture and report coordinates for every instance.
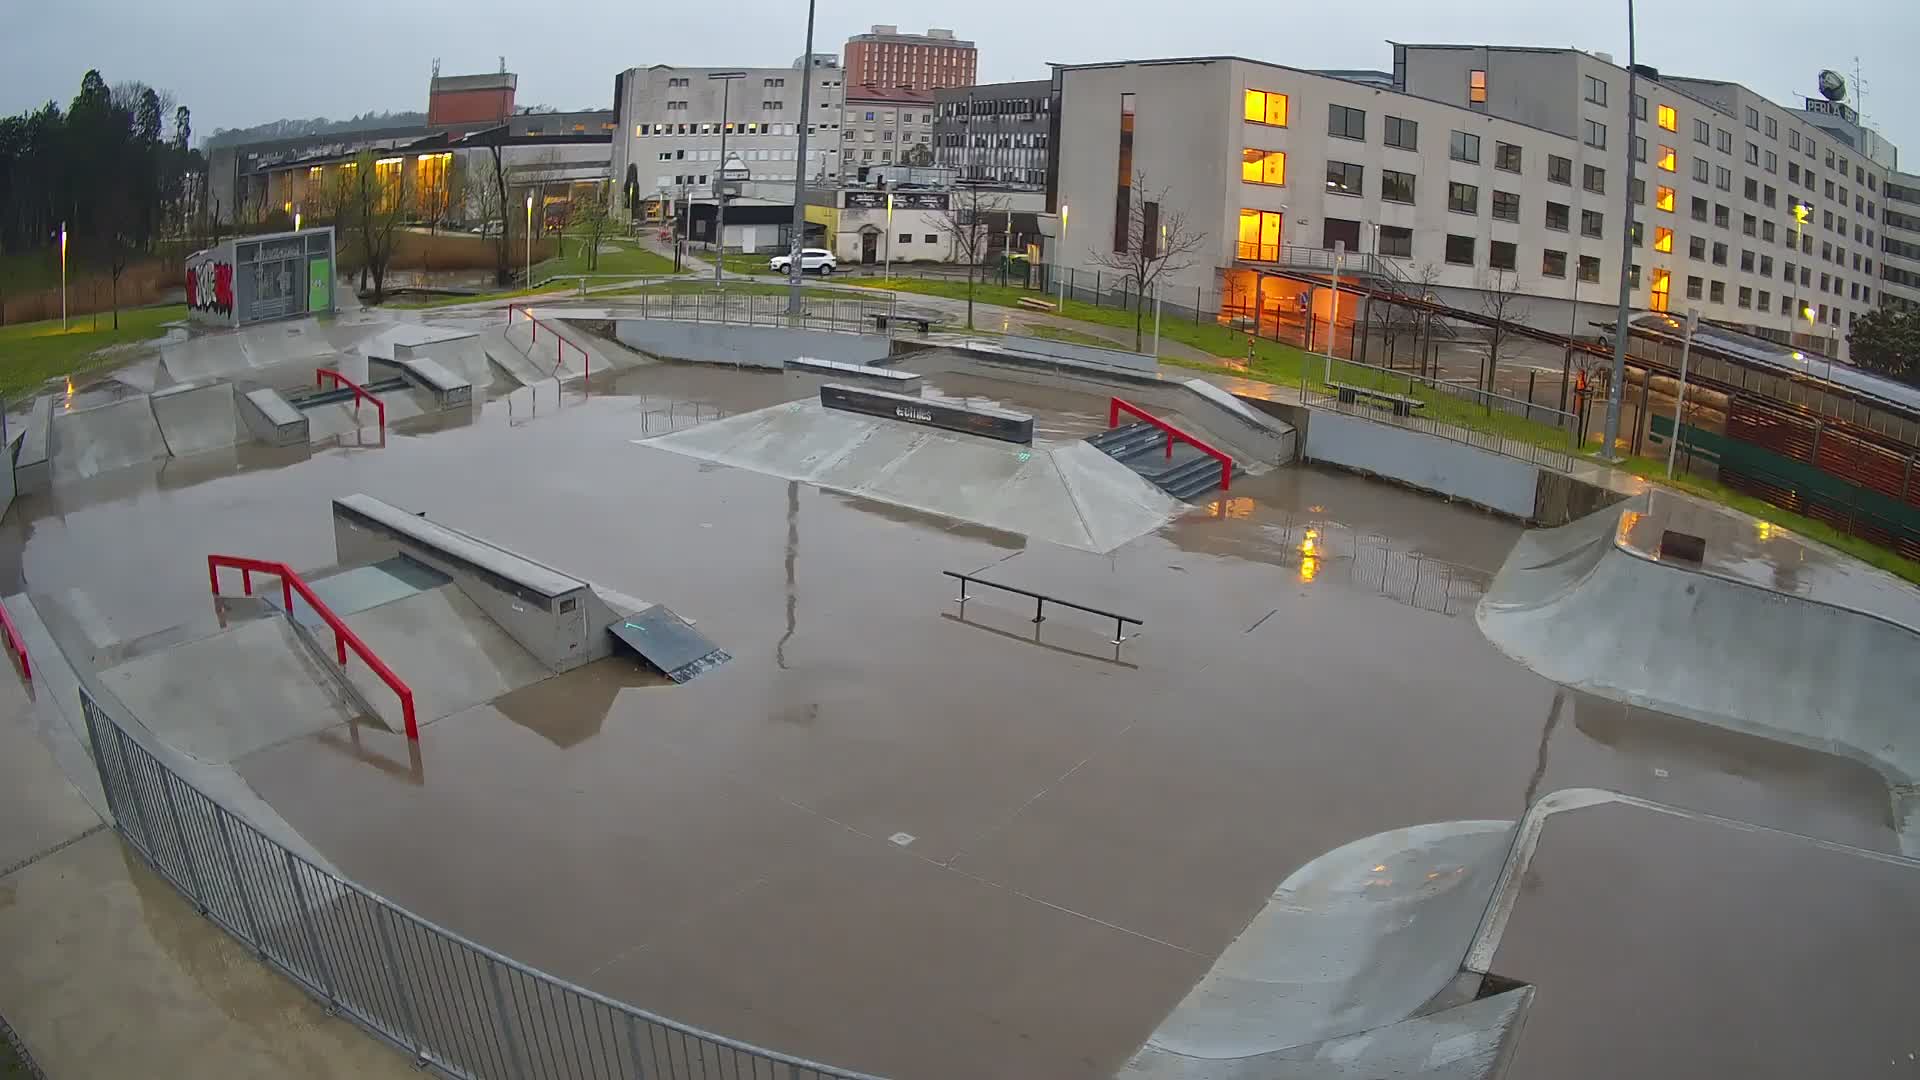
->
[841,86,936,181]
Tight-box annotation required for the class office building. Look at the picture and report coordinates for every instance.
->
[843,26,977,92]
[842,86,935,181]
[934,79,1053,189]
[1882,172,1920,312]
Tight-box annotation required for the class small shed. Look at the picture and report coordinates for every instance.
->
[185,226,337,328]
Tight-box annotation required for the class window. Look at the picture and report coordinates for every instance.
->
[1790,129,1801,151]
[1241,148,1286,186]
[1654,226,1675,253]
[1784,260,1795,282]
[1325,160,1363,196]
[1546,201,1570,231]
[1758,290,1771,312]
[1584,119,1606,149]
[1578,255,1602,283]
[1764,185,1777,208]
[1584,164,1606,194]
[1691,197,1709,222]
[1631,221,1645,247]
[1659,104,1679,132]
[1633,136,1647,163]
[1492,190,1520,222]
[1384,116,1418,150]
[1237,208,1283,261]
[1322,218,1362,252]
[1328,103,1366,140]
[1692,157,1711,183]
[925,234,938,244]
[1381,169,1416,204]
[1244,88,1289,127]
[1742,214,1757,236]
[1543,249,1568,278]
[1741,249,1755,271]
[1712,241,1728,265]
[1710,280,1726,303]
[1694,118,1711,144]
[1686,274,1704,299]
[1789,162,1801,183]
[1744,177,1759,201]
[1548,155,1572,184]
[1490,240,1516,270]
[1632,178,1647,205]
[898,233,912,245]
[1766,116,1778,139]
[1717,129,1733,154]
[1634,94,1647,120]
[1445,234,1475,265]
[1715,166,1732,192]
[1378,225,1413,258]
[1582,209,1605,238]
[1825,179,1835,200]
[1448,182,1479,214]
[1655,186,1676,212]
[1449,130,1480,163]
[1689,236,1706,260]
[1765,150,1778,174]
[1650,268,1671,312]
[1656,145,1677,172]
[1630,264,1642,288]
[1495,142,1522,173]
[1760,255,1773,275]
[1468,69,1487,104]
[1584,75,1608,105]
[1745,106,1760,130]
[1745,142,1760,165]
[1714,204,1730,229]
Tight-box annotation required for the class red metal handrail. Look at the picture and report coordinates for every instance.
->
[0,599,29,680]
[1109,397,1234,493]
[208,555,418,739]
[506,303,591,385]
[315,368,387,432]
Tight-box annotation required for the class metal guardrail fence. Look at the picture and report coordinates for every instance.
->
[77,686,879,1080]
[620,291,901,335]
[1304,354,1580,473]
[1251,514,1492,617]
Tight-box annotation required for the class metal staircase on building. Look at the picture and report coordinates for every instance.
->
[1087,422,1242,501]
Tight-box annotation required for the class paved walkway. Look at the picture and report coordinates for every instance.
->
[0,672,417,1077]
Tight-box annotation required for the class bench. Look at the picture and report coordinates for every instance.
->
[869,312,933,334]
[1327,380,1426,418]
[1016,296,1058,312]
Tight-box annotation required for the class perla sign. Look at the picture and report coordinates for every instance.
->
[1804,98,1858,123]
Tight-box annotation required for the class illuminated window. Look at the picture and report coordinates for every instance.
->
[1657,104,1677,132]
[1468,69,1487,104]
[1656,146,1677,173]
[1650,268,1671,312]
[1244,89,1288,127]
[1240,148,1286,186]
[1653,227,1674,253]
[1655,187,1675,212]
[1238,208,1283,262]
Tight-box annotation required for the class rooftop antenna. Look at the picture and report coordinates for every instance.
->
[499,55,507,75]
[431,57,440,80]
[1851,56,1870,127]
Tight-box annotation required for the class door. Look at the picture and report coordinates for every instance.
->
[861,230,879,265]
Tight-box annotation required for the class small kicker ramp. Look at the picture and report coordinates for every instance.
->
[606,606,731,683]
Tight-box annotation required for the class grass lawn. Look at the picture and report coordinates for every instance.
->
[534,238,680,280]
[0,304,186,399]
[381,283,574,310]
[601,280,852,300]
[1026,324,1138,350]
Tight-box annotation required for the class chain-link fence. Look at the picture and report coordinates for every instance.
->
[78,687,879,1080]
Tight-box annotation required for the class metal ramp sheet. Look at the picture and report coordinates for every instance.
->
[607,606,730,683]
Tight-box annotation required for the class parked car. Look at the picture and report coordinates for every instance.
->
[768,248,837,275]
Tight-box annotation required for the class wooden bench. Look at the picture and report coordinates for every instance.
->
[869,312,933,334]
[1016,296,1058,312]
[1327,380,1426,418]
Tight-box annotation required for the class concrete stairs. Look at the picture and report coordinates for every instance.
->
[1088,421,1241,501]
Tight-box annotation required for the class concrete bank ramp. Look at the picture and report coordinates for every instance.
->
[335,584,551,729]
[50,395,169,480]
[159,317,382,383]
[640,399,1180,553]
[1477,495,1920,847]
[150,380,240,457]
[1123,820,1516,1077]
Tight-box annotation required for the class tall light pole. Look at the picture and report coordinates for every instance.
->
[1789,202,1809,351]
[59,221,68,330]
[1057,204,1069,307]
[1600,0,1641,460]
[884,191,894,282]
[710,70,746,286]
[786,0,819,320]
[1666,307,1699,479]
[525,193,533,285]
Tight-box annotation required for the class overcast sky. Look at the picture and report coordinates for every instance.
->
[5,0,1917,157]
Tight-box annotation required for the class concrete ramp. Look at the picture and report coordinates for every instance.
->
[150,380,240,457]
[335,585,551,729]
[1122,820,1515,1076]
[481,328,557,390]
[51,395,169,480]
[1477,495,1920,849]
[641,399,1180,553]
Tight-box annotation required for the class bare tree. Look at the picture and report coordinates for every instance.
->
[1085,171,1208,351]
[477,134,514,285]
[1404,262,1444,378]
[570,180,612,272]
[1477,268,1531,398]
[931,184,1008,331]
[345,150,410,303]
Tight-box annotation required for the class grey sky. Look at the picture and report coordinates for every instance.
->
[6,0,1917,158]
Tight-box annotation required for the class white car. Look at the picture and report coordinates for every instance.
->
[768,248,837,275]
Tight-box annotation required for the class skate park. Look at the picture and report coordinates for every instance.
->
[3,290,1920,1080]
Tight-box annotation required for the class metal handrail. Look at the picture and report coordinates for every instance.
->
[1109,396,1234,492]
[207,554,418,739]
[314,369,387,432]
[505,303,592,384]
[0,598,29,679]
[943,570,1143,646]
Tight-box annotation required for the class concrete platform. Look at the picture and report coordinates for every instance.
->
[640,398,1178,552]
[335,585,551,729]
[150,380,240,457]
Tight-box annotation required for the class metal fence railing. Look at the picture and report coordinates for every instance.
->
[78,685,879,1080]
[1302,354,1580,472]
[1242,512,1492,617]
[620,290,901,335]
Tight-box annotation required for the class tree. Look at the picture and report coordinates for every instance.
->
[344,150,410,303]
[1477,268,1530,397]
[570,180,612,272]
[1085,170,1208,351]
[901,142,934,167]
[477,134,514,285]
[1847,306,1920,385]
[931,183,1008,330]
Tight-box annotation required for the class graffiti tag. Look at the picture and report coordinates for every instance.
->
[186,259,235,315]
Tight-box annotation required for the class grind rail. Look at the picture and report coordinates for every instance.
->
[0,598,28,678]
[1109,397,1234,493]
[207,554,419,740]
[505,304,592,384]
[943,570,1143,647]
[315,368,387,432]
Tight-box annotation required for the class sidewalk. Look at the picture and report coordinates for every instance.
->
[0,672,416,1078]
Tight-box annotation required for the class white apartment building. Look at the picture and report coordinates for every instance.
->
[842,86,935,180]
[608,63,844,224]
[1881,171,1920,312]
[1050,46,1901,361]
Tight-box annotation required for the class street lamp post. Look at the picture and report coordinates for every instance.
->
[1056,204,1069,308]
[709,71,747,287]
[525,193,533,285]
[786,0,819,320]
[884,192,894,282]
[59,221,68,330]
[1600,0,1642,460]
[1789,202,1810,351]
[1666,307,1699,479]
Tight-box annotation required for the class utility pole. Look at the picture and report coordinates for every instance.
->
[1600,0,1641,460]
[709,71,746,287]
[786,0,819,320]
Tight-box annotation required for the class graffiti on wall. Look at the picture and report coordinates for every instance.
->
[186,259,235,315]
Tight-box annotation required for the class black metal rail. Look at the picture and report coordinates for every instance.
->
[942,570,1143,646]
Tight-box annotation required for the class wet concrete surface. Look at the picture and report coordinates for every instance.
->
[3,357,1905,1078]
[1491,799,1920,1079]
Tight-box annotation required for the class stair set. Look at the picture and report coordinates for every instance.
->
[1087,415,1242,501]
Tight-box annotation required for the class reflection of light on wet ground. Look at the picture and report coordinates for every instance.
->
[1205,496,1255,519]
[1299,554,1318,582]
